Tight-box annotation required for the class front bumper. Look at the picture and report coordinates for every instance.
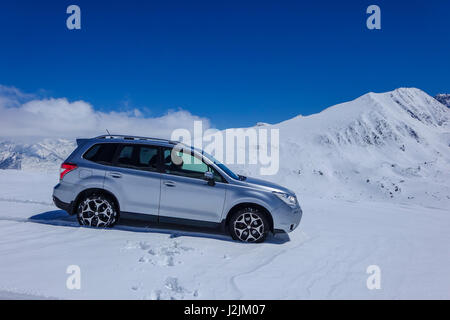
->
[272,204,303,233]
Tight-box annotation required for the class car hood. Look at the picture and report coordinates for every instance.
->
[243,177,295,195]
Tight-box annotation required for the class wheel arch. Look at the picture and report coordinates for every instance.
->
[225,202,274,232]
[71,188,120,215]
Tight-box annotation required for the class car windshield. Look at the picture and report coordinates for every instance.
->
[195,148,240,180]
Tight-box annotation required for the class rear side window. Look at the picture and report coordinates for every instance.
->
[117,146,133,165]
[83,143,119,165]
[116,144,160,171]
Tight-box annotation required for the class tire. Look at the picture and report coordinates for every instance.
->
[228,207,269,243]
[76,194,119,228]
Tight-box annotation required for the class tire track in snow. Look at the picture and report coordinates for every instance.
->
[304,243,347,298]
[229,231,314,299]
[325,237,380,299]
[0,197,54,207]
[0,216,79,228]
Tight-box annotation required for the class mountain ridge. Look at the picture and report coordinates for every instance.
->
[435,93,450,108]
[0,139,75,171]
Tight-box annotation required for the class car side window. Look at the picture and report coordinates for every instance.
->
[115,144,160,172]
[139,146,159,170]
[83,143,119,165]
[117,146,134,166]
[163,148,224,182]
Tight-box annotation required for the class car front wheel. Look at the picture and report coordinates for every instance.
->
[229,208,269,243]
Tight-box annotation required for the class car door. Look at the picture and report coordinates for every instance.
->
[158,147,227,224]
[103,144,161,219]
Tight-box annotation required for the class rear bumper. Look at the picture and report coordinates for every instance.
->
[53,196,73,214]
[53,182,78,214]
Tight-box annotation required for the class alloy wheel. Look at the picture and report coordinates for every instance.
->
[233,211,265,242]
[78,196,115,227]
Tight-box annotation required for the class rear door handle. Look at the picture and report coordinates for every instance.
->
[163,180,176,187]
[108,172,122,178]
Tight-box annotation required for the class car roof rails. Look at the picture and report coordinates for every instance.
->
[94,134,179,144]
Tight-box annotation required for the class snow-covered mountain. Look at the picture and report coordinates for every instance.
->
[1,87,449,205]
[227,88,450,205]
[0,139,76,171]
[435,93,450,108]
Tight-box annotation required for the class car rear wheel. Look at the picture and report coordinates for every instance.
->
[76,194,118,228]
[229,208,268,243]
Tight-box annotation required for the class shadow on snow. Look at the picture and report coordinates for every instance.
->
[28,210,290,245]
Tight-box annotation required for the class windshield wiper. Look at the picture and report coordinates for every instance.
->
[238,175,247,181]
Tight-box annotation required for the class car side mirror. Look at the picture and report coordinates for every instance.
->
[204,171,215,186]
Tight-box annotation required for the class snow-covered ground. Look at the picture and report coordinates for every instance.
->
[0,170,449,299]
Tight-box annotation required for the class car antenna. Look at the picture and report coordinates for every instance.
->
[106,129,111,135]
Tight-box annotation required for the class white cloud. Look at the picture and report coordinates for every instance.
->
[0,86,211,142]
[0,85,36,108]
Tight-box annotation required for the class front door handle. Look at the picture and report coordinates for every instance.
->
[108,172,122,178]
[163,180,176,187]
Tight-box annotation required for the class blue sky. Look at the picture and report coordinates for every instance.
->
[0,0,449,129]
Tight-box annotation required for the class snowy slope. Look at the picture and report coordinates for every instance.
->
[226,88,450,207]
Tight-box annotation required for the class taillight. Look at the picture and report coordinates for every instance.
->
[60,163,78,180]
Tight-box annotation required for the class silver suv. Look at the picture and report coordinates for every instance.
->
[53,135,302,243]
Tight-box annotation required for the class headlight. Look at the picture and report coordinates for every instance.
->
[273,191,297,207]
